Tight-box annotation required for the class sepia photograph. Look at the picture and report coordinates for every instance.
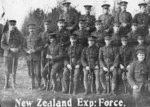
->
[0,0,150,107]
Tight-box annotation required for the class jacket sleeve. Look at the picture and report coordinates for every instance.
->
[1,33,10,51]
[127,62,136,87]
[17,31,24,50]
[64,48,69,66]
[22,37,28,54]
[52,45,65,62]
[34,37,43,52]
[113,47,119,67]
[99,47,105,68]
[81,48,88,67]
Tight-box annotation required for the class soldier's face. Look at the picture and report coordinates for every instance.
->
[85,9,91,14]
[121,40,127,46]
[105,40,111,45]
[9,24,16,31]
[63,6,70,12]
[131,26,137,31]
[79,23,85,29]
[49,38,55,43]
[95,24,103,30]
[88,40,95,46]
[140,6,146,13]
[113,26,120,33]
[121,5,127,11]
[57,22,65,29]
[44,23,50,31]
[103,8,109,14]
[70,38,76,44]
[29,28,35,34]
[137,53,145,62]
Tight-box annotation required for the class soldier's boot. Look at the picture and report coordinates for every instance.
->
[4,74,9,89]
[73,81,77,95]
[102,89,107,95]
[95,78,100,95]
[29,77,35,90]
[41,78,47,90]
[12,74,16,89]
[83,81,88,96]
[96,89,101,95]
[51,79,57,93]
[111,83,116,96]
[62,79,69,94]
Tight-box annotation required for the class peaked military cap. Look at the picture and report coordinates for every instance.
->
[95,20,102,23]
[132,22,138,26]
[27,23,36,28]
[121,35,128,41]
[120,1,128,6]
[136,47,146,54]
[62,1,71,6]
[138,2,147,7]
[104,34,111,40]
[70,34,78,39]
[137,35,144,40]
[57,19,65,23]
[114,22,121,27]
[9,20,17,25]
[48,33,56,39]
[101,4,110,9]
[88,35,97,41]
[44,19,51,23]
[84,5,92,10]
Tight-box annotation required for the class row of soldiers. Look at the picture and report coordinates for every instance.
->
[1,1,150,106]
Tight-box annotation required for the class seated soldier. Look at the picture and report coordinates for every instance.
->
[128,47,150,107]
[41,33,65,92]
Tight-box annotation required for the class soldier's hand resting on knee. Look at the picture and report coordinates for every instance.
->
[86,66,90,71]
[67,64,72,70]
[110,66,115,71]
[46,55,52,59]
[133,85,138,90]
[120,64,124,69]
[95,65,99,69]
[103,67,108,72]
[75,65,80,69]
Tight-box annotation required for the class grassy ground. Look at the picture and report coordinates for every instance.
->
[0,57,150,107]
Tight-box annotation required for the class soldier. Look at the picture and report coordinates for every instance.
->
[118,36,133,94]
[81,36,100,95]
[63,34,84,94]
[23,24,43,90]
[59,1,78,32]
[115,1,132,34]
[128,22,139,47]
[41,33,65,93]
[38,20,53,69]
[128,48,150,107]
[98,4,114,33]
[1,20,23,89]
[99,35,119,95]
[133,2,150,36]
[91,20,105,48]
[80,5,96,33]
[73,19,90,47]
[55,19,70,49]
[133,35,147,61]
[145,25,150,45]
[111,22,122,47]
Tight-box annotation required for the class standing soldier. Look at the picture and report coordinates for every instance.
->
[38,20,53,69]
[128,48,150,107]
[63,34,84,95]
[80,5,96,33]
[118,36,133,94]
[133,2,150,36]
[41,33,65,93]
[59,1,78,32]
[91,20,106,48]
[1,20,23,89]
[55,19,70,48]
[23,24,43,90]
[115,1,132,34]
[128,22,139,47]
[98,4,114,33]
[111,22,122,47]
[99,35,119,95]
[81,36,100,95]
[73,19,90,47]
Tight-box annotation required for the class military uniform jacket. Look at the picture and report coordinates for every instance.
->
[23,34,43,61]
[64,44,84,66]
[73,29,90,46]
[127,31,139,47]
[115,11,132,27]
[128,61,149,92]
[1,29,23,57]
[47,41,65,63]
[145,34,150,45]
[111,32,122,47]
[99,45,119,68]
[133,12,150,35]
[59,11,78,30]
[91,30,106,47]
[98,13,114,31]
[81,45,99,68]
[80,14,96,32]
[118,45,133,67]
[55,28,70,48]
